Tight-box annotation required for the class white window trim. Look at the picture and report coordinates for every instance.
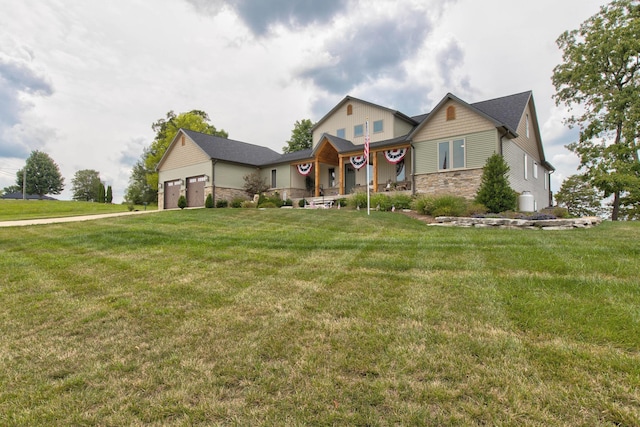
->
[438,138,466,171]
[524,154,528,180]
[533,161,538,179]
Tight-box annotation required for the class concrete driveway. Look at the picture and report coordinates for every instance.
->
[0,209,160,227]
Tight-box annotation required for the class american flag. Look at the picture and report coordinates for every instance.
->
[364,120,370,160]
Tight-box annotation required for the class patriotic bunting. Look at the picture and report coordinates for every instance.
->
[384,148,407,164]
[296,163,313,176]
[350,155,367,170]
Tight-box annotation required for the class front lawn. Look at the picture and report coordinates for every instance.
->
[0,209,638,425]
[0,200,154,221]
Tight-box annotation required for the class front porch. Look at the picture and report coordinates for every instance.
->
[292,135,412,198]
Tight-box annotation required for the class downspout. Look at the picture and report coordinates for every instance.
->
[211,159,217,207]
[548,168,555,207]
[410,142,416,196]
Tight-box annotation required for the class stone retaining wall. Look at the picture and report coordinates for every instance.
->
[431,216,602,230]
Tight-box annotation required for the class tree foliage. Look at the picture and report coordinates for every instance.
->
[243,171,269,197]
[16,150,64,199]
[125,110,228,204]
[106,185,113,204]
[283,119,314,153]
[555,174,606,217]
[475,153,517,213]
[552,0,640,220]
[144,110,228,193]
[71,169,102,202]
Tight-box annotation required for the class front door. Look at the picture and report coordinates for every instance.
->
[344,165,356,194]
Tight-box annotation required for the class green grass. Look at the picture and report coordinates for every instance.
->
[0,199,155,221]
[1,209,639,425]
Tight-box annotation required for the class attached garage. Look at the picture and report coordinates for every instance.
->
[164,180,182,209]
[187,175,207,207]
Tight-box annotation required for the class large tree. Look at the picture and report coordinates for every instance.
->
[16,150,64,199]
[283,119,314,153]
[555,174,607,217]
[144,110,228,194]
[552,0,640,220]
[124,152,156,205]
[71,169,102,202]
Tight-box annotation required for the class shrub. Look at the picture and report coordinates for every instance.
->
[390,193,412,210]
[283,198,293,207]
[205,194,214,208]
[475,153,517,213]
[259,194,284,208]
[298,198,307,208]
[371,193,394,211]
[240,201,257,208]
[349,191,368,209]
[465,202,488,217]
[431,195,468,217]
[231,198,245,208]
[216,199,228,208]
[412,196,436,215]
[127,203,135,212]
[335,198,348,209]
[177,195,187,209]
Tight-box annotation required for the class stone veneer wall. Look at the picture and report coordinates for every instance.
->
[414,169,483,199]
[213,187,250,203]
[431,216,602,230]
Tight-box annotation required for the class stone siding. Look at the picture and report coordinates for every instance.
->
[414,169,483,199]
[214,187,250,203]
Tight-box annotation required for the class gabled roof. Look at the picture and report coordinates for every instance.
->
[408,92,521,140]
[311,95,418,132]
[313,133,357,155]
[471,91,532,135]
[159,129,282,169]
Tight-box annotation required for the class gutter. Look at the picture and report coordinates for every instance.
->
[211,159,217,206]
[411,142,416,196]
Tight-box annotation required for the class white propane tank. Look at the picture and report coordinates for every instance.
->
[518,191,535,212]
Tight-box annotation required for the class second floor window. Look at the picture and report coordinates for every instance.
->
[354,124,364,137]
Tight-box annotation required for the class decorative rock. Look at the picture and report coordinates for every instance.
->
[431,216,602,229]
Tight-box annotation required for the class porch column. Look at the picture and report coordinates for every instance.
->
[315,159,320,197]
[372,150,378,193]
[339,156,345,195]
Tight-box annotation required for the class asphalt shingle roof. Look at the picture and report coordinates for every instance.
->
[182,129,282,166]
[471,91,531,134]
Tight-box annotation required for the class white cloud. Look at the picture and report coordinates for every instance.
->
[0,0,611,202]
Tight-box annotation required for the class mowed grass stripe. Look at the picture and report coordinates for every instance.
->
[0,209,638,425]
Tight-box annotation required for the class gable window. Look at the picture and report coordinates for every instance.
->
[438,139,465,170]
[446,106,456,121]
[271,169,277,188]
[347,104,353,115]
[181,135,186,146]
[336,128,346,139]
[354,124,364,137]
[373,120,383,133]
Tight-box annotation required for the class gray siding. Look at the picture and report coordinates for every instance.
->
[503,139,552,209]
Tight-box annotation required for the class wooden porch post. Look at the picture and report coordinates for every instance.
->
[372,150,378,193]
[315,159,320,197]
[339,156,344,195]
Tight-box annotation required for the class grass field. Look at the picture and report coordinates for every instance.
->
[1,208,639,425]
[0,200,153,221]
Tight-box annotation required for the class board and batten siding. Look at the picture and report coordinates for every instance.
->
[312,100,407,148]
[511,100,543,162]
[261,163,292,189]
[214,162,256,189]
[160,135,210,171]
[413,129,499,174]
[503,139,552,209]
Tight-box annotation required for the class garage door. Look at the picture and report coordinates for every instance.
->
[187,176,206,207]
[164,180,181,209]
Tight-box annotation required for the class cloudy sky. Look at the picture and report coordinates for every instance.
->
[0,0,608,203]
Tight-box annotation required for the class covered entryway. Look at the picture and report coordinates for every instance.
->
[164,180,182,209]
[187,175,206,207]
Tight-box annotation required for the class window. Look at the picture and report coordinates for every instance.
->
[524,154,528,180]
[336,128,345,138]
[438,139,465,170]
[533,162,538,179]
[396,160,405,181]
[347,104,353,115]
[373,120,383,133]
[354,124,364,137]
[446,106,456,121]
[328,168,335,187]
[271,169,276,188]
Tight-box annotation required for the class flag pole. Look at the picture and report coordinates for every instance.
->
[365,119,370,215]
